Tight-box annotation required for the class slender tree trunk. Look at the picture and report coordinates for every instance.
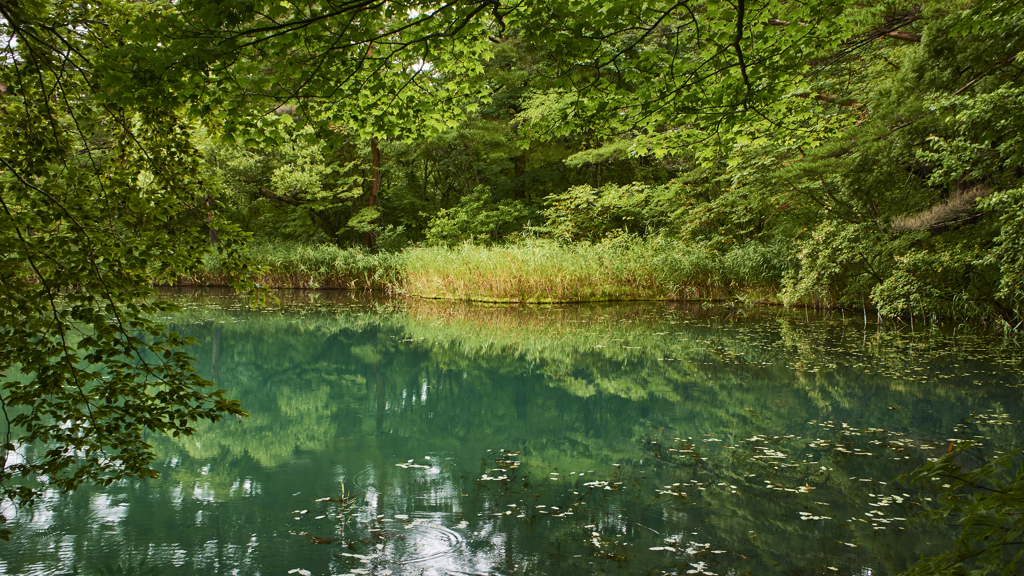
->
[205,194,219,244]
[505,530,515,574]
[885,30,921,42]
[366,137,381,248]
[512,154,526,199]
[365,46,380,248]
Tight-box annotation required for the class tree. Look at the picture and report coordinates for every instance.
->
[0,0,250,538]
[507,0,856,158]
[201,122,370,244]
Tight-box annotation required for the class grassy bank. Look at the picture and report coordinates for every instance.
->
[403,237,788,302]
[180,237,790,303]
[179,241,403,290]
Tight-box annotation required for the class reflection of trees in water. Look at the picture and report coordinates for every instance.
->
[3,294,1021,575]
[172,296,1022,463]
[0,432,959,576]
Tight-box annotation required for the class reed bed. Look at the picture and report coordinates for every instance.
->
[178,241,403,290]
[177,237,790,303]
[401,236,787,303]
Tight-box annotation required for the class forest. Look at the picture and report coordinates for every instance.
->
[5,0,1024,321]
[1,0,1023,569]
[187,0,1021,327]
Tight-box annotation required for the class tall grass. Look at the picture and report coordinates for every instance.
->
[182,241,403,290]
[402,236,789,303]
[178,237,790,302]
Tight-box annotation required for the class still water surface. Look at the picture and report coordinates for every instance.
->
[2,291,1022,576]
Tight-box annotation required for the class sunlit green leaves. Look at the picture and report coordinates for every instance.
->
[510,0,858,159]
[0,0,249,536]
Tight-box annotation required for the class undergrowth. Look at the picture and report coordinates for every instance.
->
[179,241,403,290]
[176,236,789,303]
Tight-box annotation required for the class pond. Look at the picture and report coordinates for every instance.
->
[2,290,1022,576]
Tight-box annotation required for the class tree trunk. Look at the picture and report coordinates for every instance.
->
[512,154,526,199]
[366,137,381,248]
[205,194,219,244]
[374,363,385,433]
[885,30,921,42]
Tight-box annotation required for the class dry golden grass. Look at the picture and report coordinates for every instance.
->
[892,186,990,232]
[402,238,737,303]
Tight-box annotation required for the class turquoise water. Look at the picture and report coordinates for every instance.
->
[1,291,1022,575]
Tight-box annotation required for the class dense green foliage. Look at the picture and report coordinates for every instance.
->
[168,0,1024,327]
[0,0,251,540]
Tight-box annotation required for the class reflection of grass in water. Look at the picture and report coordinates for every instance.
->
[164,289,1024,370]
[163,295,1024,469]
[395,301,1024,427]
[163,291,1024,420]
